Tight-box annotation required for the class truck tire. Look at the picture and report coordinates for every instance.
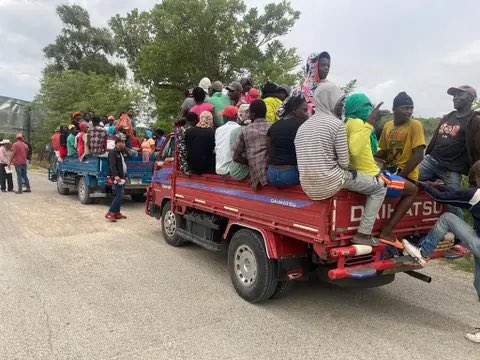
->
[269,280,293,300]
[78,176,93,204]
[228,229,278,303]
[161,201,186,247]
[131,193,146,202]
[57,175,69,195]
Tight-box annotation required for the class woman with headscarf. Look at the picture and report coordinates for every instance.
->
[185,111,215,174]
[141,129,155,162]
[344,93,420,249]
[293,52,331,116]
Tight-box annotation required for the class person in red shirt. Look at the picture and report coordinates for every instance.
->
[51,127,61,158]
[77,122,88,160]
[8,133,31,194]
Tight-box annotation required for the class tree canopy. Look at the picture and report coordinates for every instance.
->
[110,0,301,118]
[43,4,126,78]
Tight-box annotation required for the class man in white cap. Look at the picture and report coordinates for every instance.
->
[8,133,31,194]
[419,85,480,218]
[0,139,13,192]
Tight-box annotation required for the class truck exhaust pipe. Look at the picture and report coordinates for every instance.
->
[404,270,431,283]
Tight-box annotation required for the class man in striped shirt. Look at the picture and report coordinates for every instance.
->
[295,82,386,246]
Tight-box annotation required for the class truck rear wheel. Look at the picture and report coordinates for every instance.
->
[161,201,186,247]
[57,175,69,195]
[228,229,278,303]
[78,176,92,204]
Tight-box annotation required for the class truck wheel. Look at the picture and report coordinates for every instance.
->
[131,193,146,202]
[228,229,278,303]
[78,176,92,204]
[269,280,293,300]
[161,201,186,247]
[57,175,69,195]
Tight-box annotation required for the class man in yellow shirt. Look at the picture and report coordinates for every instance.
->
[376,92,426,181]
[345,93,418,249]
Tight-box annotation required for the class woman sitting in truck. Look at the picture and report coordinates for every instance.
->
[266,96,309,186]
[141,130,155,162]
[185,111,216,175]
[190,87,216,125]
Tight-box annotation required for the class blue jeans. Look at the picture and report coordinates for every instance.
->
[267,166,300,186]
[109,183,124,213]
[14,164,30,193]
[421,213,480,298]
[418,155,463,218]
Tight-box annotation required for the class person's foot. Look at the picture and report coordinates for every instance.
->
[105,212,117,222]
[1,190,6,193]
[351,233,379,246]
[115,212,127,219]
[15,191,22,194]
[402,239,427,266]
[8,189,14,192]
[24,189,31,193]
[465,329,480,343]
[378,233,404,249]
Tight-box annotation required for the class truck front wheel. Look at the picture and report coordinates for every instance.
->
[161,201,186,247]
[78,176,92,204]
[228,229,278,303]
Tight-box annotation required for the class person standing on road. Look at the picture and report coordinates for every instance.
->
[105,138,128,222]
[419,85,480,218]
[294,82,387,246]
[0,140,13,192]
[8,134,31,194]
[402,160,480,343]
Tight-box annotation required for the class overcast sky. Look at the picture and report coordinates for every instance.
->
[1,0,480,117]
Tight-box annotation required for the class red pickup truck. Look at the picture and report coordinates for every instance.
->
[146,134,457,303]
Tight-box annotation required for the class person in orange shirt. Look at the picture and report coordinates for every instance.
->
[116,112,133,138]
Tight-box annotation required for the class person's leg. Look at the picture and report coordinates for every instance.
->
[0,164,6,191]
[267,166,299,187]
[109,183,124,214]
[6,172,13,191]
[342,171,387,244]
[437,170,463,219]
[474,255,480,301]
[379,180,418,244]
[14,165,22,193]
[418,155,439,181]
[22,165,30,191]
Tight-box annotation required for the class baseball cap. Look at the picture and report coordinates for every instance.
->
[447,85,477,98]
[68,124,76,130]
[55,126,60,132]
[0,139,11,145]
[16,133,24,139]
[107,115,115,121]
[79,122,88,130]
[278,84,292,95]
[72,111,81,117]
[219,105,238,118]
[226,82,243,93]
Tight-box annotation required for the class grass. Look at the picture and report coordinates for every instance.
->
[448,253,475,273]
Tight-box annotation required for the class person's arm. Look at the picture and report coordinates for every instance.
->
[375,125,388,160]
[398,146,425,178]
[232,130,248,165]
[346,119,372,157]
[421,183,473,210]
[8,146,16,167]
[335,124,349,170]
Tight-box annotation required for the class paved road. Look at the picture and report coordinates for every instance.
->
[0,172,478,359]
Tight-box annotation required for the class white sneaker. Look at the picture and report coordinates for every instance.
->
[465,329,480,343]
[402,239,427,266]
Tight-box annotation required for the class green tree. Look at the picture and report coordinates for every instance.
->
[33,71,142,150]
[110,0,301,119]
[43,4,126,78]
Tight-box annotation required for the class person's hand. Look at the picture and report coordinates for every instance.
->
[367,102,384,126]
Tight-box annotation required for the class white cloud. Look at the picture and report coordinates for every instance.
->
[444,40,480,65]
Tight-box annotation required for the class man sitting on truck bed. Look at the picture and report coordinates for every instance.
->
[294,82,386,246]
[232,100,271,191]
[344,93,419,249]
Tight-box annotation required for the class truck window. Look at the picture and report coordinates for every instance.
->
[160,137,175,160]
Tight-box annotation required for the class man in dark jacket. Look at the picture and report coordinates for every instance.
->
[105,138,127,222]
[419,85,480,217]
[403,160,480,343]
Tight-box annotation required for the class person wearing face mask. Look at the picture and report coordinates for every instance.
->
[295,82,386,246]
[266,96,309,186]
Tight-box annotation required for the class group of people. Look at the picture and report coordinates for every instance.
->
[176,51,480,342]
[50,109,166,163]
[0,133,32,194]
